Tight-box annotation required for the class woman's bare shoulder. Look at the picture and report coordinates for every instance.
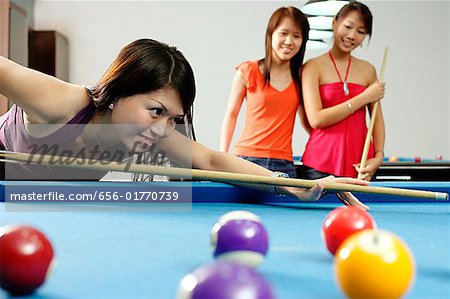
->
[352,57,376,72]
[303,53,329,76]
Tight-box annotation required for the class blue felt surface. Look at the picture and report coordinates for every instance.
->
[1,201,449,299]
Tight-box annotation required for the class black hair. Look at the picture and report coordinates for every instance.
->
[90,38,196,139]
[261,6,310,102]
[336,1,373,38]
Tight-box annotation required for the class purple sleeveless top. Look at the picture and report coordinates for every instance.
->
[0,103,105,180]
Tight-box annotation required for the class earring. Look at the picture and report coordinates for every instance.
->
[108,103,114,110]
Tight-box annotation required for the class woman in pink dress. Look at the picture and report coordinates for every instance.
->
[299,1,386,181]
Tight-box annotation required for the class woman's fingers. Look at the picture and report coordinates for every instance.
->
[290,181,324,202]
[308,181,325,201]
[338,192,370,211]
[334,177,370,186]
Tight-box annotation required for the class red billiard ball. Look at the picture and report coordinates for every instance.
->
[321,206,376,255]
[414,156,421,163]
[335,229,415,299]
[0,225,55,295]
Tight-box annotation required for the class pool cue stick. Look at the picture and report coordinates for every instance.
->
[358,47,389,180]
[0,151,447,201]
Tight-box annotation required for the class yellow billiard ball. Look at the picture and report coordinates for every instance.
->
[388,156,399,162]
[334,229,415,299]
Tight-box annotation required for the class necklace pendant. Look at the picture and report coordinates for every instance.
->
[343,82,349,96]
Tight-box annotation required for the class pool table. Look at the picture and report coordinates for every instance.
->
[293,156,450,181]
[1,180,449,299]
[374,159,450,181]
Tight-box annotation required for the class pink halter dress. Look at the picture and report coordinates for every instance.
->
[302,53,374,177]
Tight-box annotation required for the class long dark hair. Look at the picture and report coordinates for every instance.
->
[90,38,196,139]
[336,1,373,38]
[261,6,310,99]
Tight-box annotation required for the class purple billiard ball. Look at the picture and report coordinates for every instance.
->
[210,211,269,267]
[177,261,275,299]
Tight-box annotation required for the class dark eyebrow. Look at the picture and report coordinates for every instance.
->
[154,100,184,118]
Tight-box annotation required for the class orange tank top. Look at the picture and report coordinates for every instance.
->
[233,61,299,161]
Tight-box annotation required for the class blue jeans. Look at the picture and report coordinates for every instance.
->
[296,164,333,180]
[239,156,297,178]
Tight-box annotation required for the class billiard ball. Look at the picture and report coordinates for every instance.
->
[414,156,421,163]
[210,210,269,267]
[0,225,55,295]
[176,261,275,299]
[388,156,399,162]
[335,229,415,299]
[322,206,376,255]
[436,155,443,160]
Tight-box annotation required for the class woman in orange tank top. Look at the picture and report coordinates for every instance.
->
[300,1,386,181]
[220,6,311,178]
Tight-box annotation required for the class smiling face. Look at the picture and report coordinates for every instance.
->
[110,87,184,153]
[271,17,303,63]
[333,10,367,52]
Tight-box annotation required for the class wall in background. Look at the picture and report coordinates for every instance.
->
[33,0,449,159]
[0,0,10,114]
[11,0,34,27]
[9,2,28,67]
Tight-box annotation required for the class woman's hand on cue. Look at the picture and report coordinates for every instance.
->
[277,176,369,210]
[277,181,325,203]
[354,155,384,181]
[332,177,370,211]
